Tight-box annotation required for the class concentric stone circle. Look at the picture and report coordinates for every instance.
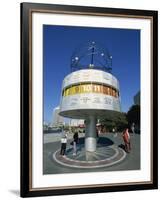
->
[53,145,126,169]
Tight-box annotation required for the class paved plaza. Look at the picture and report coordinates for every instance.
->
[43,132,140,174]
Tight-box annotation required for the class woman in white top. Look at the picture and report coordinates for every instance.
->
[60,135,67,156]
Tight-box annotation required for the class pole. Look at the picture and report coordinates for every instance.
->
[85,115,97,152]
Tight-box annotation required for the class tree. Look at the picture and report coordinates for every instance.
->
[100,111,128,132]
[126,105,140,131]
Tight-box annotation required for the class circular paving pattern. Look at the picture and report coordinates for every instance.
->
[53,145,126,169]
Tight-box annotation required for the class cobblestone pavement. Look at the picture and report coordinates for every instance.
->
[43,132,140,174]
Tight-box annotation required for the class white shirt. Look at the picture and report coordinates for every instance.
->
[61,138,67,143]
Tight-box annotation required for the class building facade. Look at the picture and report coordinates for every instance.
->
[52,106,64,126]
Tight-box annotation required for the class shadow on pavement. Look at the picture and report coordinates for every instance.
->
[118,144,125,151]
[74,137,114,147]
[97,137,114,147]
[62,137,114,154]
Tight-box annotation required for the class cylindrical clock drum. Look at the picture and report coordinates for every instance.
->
[59,41,121,152]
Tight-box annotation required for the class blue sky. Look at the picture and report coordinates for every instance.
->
[43,25,140,123]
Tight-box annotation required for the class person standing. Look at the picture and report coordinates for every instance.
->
[60,134,67,156]
[112,127,117,137]
[122,128,131,153]
[73,132,79,156]
[131,123,135,134]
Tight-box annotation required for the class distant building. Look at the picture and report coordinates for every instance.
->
[134,91,140,105]
[52,106,64,126]
[43,121,49,130]
[70,119,85,127]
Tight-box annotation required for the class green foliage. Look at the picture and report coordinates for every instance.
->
[127,105,140,126]
[100,112,128,131]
